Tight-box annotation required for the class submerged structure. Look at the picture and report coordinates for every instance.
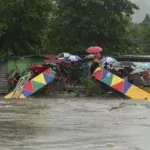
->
[93,67,150,100]
[3,54,150,100]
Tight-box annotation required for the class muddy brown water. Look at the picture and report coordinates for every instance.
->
[0,97,150,150]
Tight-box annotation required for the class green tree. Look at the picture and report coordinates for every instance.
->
[142,14,150,26]
[130,14,150,54]
[48,0,138,54]
[0,0,54,57]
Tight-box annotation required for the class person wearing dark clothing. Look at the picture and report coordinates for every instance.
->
[90,62,99,74]
[90,57,100,74]
[71,61,82,85]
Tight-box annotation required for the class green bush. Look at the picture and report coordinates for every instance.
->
[83,78,105,96]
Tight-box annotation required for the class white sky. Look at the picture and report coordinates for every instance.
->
[130,0,150,22]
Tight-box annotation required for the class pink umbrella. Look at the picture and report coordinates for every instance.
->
[94,53,101,58]
[86,46,103,54]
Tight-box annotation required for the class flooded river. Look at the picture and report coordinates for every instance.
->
[0,97,150,150]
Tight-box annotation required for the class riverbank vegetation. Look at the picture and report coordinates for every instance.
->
[0,0,149,58]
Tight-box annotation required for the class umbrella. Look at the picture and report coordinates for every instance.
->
[134,62,150,70]
[68,55,82,62]
[130,68,145,75]
[86,46,103,54]
[121,61,136,67]
[84,54,95,60]
[56,53,71,60]
[100,57,117,64]
[147,63,150,68]
[45,58,65,64]
[29,65,46,73]
[113,61,136,69]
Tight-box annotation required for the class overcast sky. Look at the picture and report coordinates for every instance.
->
[130,0,150,22]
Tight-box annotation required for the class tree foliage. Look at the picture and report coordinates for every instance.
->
[130,14,150,54]
[142,14,150,27]
[48,0,138,55]
[0,0,140,56]
[0,0,54,56]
